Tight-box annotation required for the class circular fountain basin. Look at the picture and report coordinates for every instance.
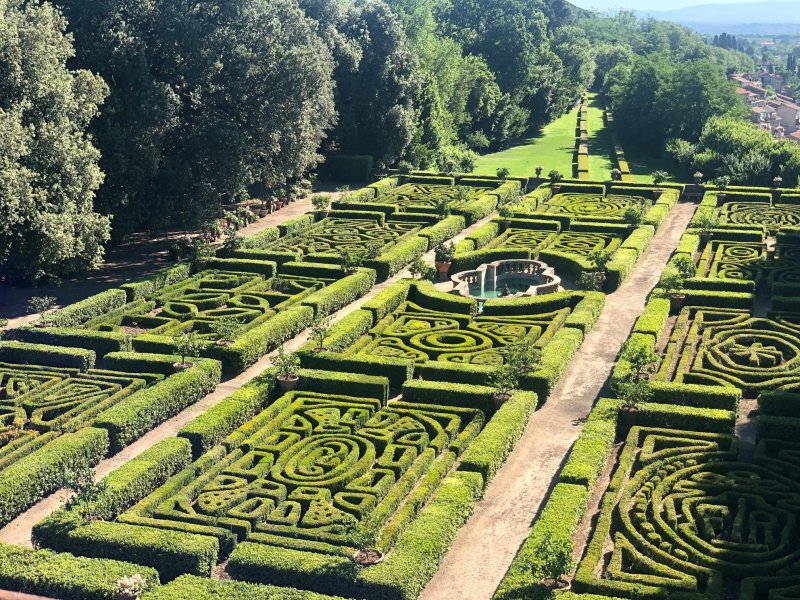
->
[451,259,561,300]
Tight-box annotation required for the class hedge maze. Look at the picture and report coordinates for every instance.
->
[373,182,489,212]
[538,192,651,222]
[573,426,800,599]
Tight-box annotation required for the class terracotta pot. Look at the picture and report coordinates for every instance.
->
[435,262,451,282]
[717,192,727,205]
[258,209,269,218]
[500,219,511,232]
[619,406,639,428]
[318,210,330,220]
[669,294,686,314]
[173,361,194,372]
[193,260,208,272]
[552,185,562,194]
[278,374,299,392]
[700,231,714,246]
[352,548,384,566]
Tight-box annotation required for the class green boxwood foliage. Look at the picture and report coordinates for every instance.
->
[419,215,465,250]
[458,391,538,486]
[298,351,413,389]
[361,281,411,321]
[558,399,618,488]
[279,214,317,237]
[48,521,219,582]
[238,226,281,250]
[16,327,132,358]
[402,379,496,412]
[407,280,475,315]
[365,236,428,281]
[681,289,754,309]
[634,402,736,433]
[758,415,800,440]
[179,372,276,458]
[121,263,192,301]
[494,483,590,600]
[0,341,95,370]
[51,289,128,328]
[758,390,800,418]
[94,357,222,453]
[0,542,160,600]
[301,269,376,317]
[0,427,109,526]
[633,297,670,338]
[142,575,346,600]
[651,381,741,411]
[206,258,276,277]
[297,369,390,405]
[605,248,639,290]
[454,194,499,225]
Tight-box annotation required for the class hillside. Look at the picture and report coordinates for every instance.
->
[639,1,800,34]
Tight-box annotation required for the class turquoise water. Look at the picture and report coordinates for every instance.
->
[468,277,537,299]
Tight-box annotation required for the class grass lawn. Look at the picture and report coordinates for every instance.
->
[626,153,686,183]
[585,93,615,180]
[473,104,580,178]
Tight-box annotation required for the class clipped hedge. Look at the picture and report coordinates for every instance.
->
[206,258,276,277]
[361,281,411,321]
[0,543,160,600]
[365,236,428,281]
[121,263,192,301]
[301,269,376,318]
[0,341,95,371]
[633,402,736,433]
[458,391,538,486]
[558,398,617,488]
[16,327,131,358]
[419,215,465,249]
[0,427,109,526]
[758,390,800,418]
[179,372,276,458]
[298,351,413,389]
[142,575,346,600]
[94,356,222,453]
[402,379,497,412]
[51,289,128,328]
[297,369,390,405]
[238,226,281,250]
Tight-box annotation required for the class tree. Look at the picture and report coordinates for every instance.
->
[0,0,109,283]
[56,0,336,237]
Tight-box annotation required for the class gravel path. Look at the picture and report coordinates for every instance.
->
[419,202,697,600]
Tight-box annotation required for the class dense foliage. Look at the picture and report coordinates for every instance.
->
[0,0,109,283]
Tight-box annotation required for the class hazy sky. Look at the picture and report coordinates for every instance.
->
[570,0,774,10]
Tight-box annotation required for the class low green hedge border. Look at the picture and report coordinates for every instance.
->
[0,341,95,371]
[142,575,348,600]
[51,289,128,328]
[16,327,132,359]
[0,542,160,600]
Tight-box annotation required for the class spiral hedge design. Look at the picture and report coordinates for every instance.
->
[376,183,488,211]
[87,271,326,341]
[0,362,154,438]
[118,392,482,551]
[539,193,649,220]
[698,241,800,286]
[489,229,622,259]
[719,202,800,230]
[655,308,800,394]
[268,217,420,255]
[358,301,569,366]
[577,427,800,599]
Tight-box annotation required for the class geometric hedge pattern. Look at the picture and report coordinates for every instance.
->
[354,301,569,367]
[373,184,490,212]
[488,228,623,259]
[718,202,800,231]
[576,427,800,599]
[536,193,651,221]
[84,271,329,342]
[696,240,800,287]
[655,308,800,395]
[117,392,483,554]
[266,217,421,256]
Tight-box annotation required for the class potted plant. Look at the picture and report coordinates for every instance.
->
[659,267,686,313]
[623,206,644,230]
[616,378,653,427]
[498,205,514,231]
[715,175,731,202]
[339,248,365,274]
[434,242,456,282]
[190,238,214,272]
[310,316,332,352]
[409,258,435,281]
[773,175,783,189]
[610,167,623,182]
[223,228,242,253]
[496,167,511,180]
[535,533,574,591]
[210,317,241,347]
[258,198,270,217]
[672,254,696,281]
[652,170,668,186]
[693,171,704,185]
[434,198,451,221]
[397,161,412,176]
[27,296,57,327]
[488,363,518,408]
[535,166,543,179]
[312,193,332,219]
[548,170,563,194]
[274,345,300,392]
[578,249,612,292]
[695,212,719,246]
[174,331,201,371]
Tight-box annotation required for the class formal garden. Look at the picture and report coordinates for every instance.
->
[1,173,800,600]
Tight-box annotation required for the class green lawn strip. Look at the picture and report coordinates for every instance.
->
[585,94,615,181]
[474,106,581,178]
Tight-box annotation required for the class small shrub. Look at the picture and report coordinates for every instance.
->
[273,345,300,378]
[114,574,147,600]
[309,316,333,351]
[210,317,241,344]
[28,296,57,324]
[409,258,436,281]
[497,167,511,180]
[175,332,202,366]
[434,241,456,264]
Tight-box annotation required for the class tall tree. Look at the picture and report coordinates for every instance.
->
[56,0,336,237]
[0,0,109,283]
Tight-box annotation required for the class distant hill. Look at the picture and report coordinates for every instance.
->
[637,2,800,34]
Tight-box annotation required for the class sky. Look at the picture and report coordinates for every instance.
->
[569,0,774,10]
